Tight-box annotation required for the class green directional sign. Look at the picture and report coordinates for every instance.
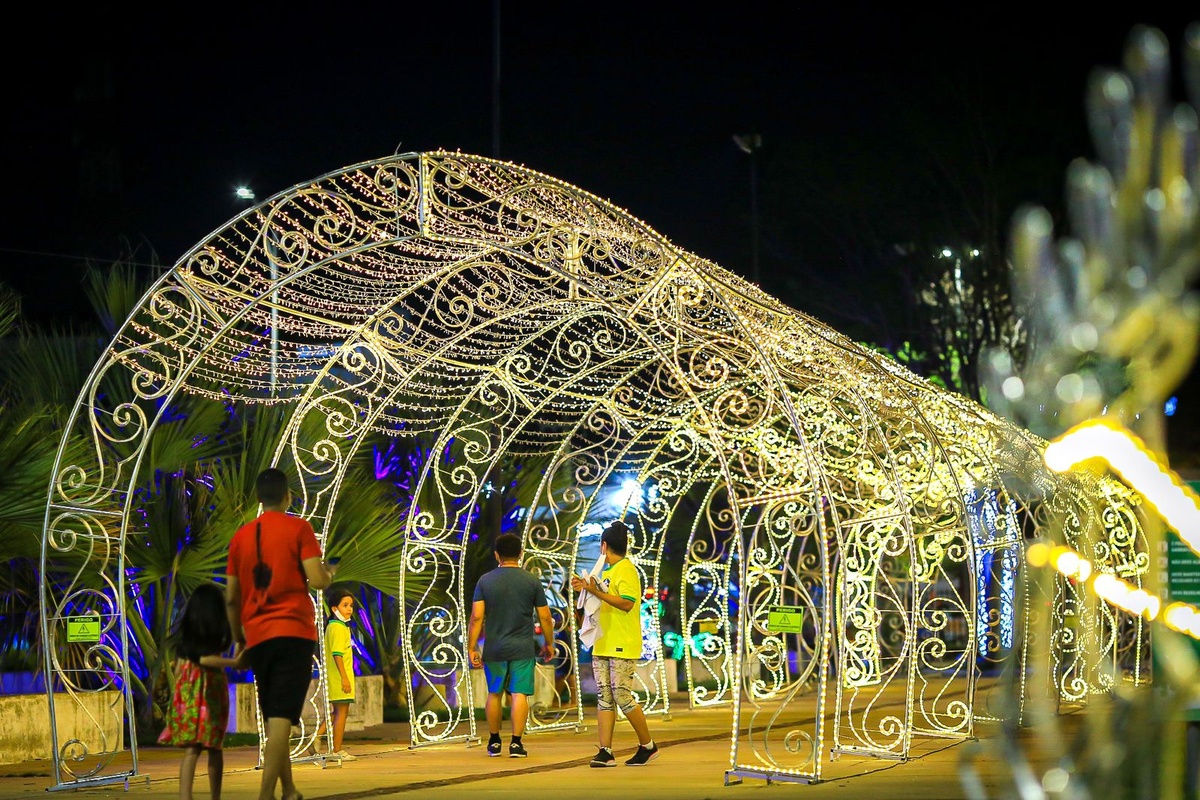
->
[1161,481,1200,716]
[1166,482,1200,605]
[767,605,804,634]
[1167,537,1200,604]
[66,616,101,643]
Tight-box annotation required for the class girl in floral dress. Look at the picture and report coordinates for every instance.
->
[159,583,243,800]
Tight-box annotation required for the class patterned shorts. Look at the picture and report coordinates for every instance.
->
[592,655,638,713]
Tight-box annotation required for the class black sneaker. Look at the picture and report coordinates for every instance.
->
[509,741,528,758]
[625,742,659,766]
[590,747,616,767]
[487,739,502,757]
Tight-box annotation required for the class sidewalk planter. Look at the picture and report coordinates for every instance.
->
[229,674,383,733]
[0,691,124,765]
[639,659,679,694]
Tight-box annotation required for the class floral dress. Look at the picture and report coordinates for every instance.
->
[158,659,229,750]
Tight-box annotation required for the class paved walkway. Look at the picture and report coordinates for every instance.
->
[0,703,1044,799]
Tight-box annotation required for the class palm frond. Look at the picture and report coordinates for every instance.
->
[323,467,411,597]
[0,283,20,341]
[84,254,157,337]
[0,407,84,560]
[199,405,296,535]
[142,396,240,472]
[0,327,105,416]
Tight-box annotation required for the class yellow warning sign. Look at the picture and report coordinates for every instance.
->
[767,605,804,634]
[66,616,101,643]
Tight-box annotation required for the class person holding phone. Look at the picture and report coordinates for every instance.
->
[468,533,554,758]
[570,521,658,767]
[226,468,335,800]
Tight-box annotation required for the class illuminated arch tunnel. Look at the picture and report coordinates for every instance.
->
[39,152,1149,789]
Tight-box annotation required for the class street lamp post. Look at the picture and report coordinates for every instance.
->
[236,185,278,394]
[733,133,762,284]
[493,0,502,158]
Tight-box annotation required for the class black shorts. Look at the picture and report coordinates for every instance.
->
[246,637,315,725]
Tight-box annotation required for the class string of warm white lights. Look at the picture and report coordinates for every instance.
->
[41,151,1152,791]
[1034,419,1200,641]
[1044,419,1200,553]
[1025,540,1200,642]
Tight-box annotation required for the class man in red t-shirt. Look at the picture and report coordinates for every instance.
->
[226,468,333,800]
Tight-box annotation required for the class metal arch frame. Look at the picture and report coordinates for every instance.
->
[260,151,773,750]
[830,358,984,751]
[392,271,748,740]
[275,289,649,747]
[39,150,1151,791]
[634,258,842,780]
[679,475,740,708]
[506,293,782,729]
[395,310,661,745]
[37,155,430,788]
[720,331,974,777]
[681,250,969,777]
[635,431,728,707]
[38,269,296,790]
[810,373,924,764]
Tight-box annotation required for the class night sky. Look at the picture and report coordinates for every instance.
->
[2,4,1197,436]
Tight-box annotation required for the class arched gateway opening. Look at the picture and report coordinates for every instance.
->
[40,152,1150,790]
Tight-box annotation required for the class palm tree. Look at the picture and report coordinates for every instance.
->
[0,258,439,737]
[0,283,100,678]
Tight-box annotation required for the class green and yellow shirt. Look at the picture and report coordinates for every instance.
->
[593,557,642,659]
[324,618,355,702]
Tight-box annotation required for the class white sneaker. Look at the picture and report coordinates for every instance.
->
[334,750,358,762]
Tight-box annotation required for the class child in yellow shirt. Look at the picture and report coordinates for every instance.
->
[318,586,357,760]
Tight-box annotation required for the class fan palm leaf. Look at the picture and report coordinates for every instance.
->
[83,257,154,337]
[322,466,411,597]
[140,395,241,474]
[0,283,19,341]
[0,327,108,419]
[0,408,70,558]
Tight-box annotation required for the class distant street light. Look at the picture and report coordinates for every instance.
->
[233,183,277,390]
[733,134,763,284]
[732,134,762,155]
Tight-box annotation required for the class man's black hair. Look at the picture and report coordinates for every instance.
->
[601,520,630,556]
[256,468,290,506]
[494,532,522,561]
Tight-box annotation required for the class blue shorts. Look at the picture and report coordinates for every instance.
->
[484,658,535,696]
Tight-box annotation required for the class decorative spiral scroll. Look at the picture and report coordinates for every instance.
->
[40,149,1146,789]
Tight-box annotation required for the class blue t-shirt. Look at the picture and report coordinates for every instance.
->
[472,566,548,662]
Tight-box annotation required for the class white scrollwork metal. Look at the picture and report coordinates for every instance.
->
[39,151,1148,790]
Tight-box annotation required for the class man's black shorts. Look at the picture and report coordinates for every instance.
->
[246,637,315,725]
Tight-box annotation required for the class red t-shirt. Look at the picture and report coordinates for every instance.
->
[226,511,323,649]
